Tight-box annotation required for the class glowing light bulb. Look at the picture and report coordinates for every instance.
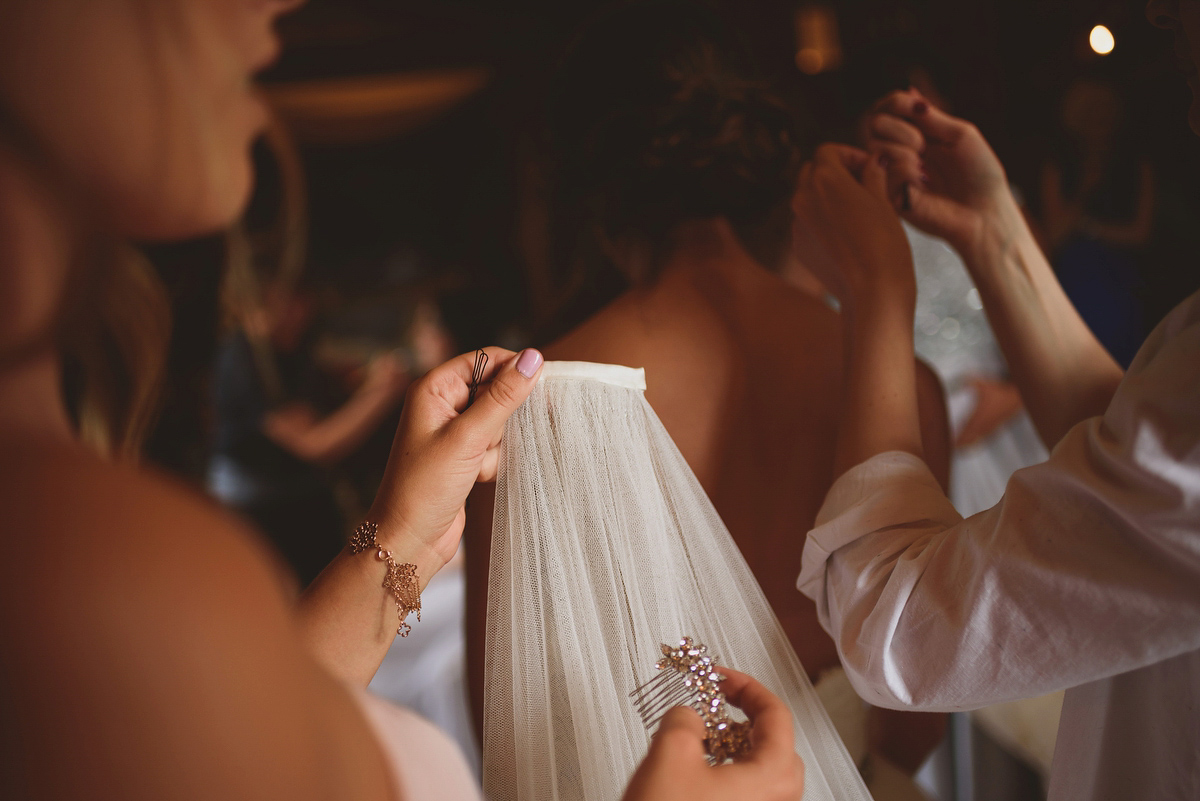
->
[1090,25,1115,55]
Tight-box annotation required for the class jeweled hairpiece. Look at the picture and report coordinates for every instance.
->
[629,637,752,764]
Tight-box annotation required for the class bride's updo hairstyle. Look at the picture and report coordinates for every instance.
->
[540,0,804,330]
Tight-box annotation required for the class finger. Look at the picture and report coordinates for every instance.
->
[873,142,923,183]
[717,669,795,764]
[451,348,543,446]
[477,446,500,482]
[873,88,969,145]
[424,346,519,411]
[868,113,925,152]
[648,706,710,764]
[871,143,923,210]
[860,153,889,203]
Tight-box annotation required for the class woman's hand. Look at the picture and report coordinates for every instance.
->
[791,143,915,317]
[864,89,1019,259]
[622,669,804,801]
[298,347,544,687]
[368,347,544,577]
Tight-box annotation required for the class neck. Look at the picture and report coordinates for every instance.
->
[657,218,777,301]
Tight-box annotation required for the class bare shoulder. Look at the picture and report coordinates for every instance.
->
[0,438,390,799]
[0,437,284,611]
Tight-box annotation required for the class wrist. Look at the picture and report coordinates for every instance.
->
[959,193,1030,278]
[363,510,448,591]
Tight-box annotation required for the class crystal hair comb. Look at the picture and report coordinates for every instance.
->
[629,637,753,764]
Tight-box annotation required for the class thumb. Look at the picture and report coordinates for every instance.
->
[453,348,543,445]
[907,90,970,145]
[647,706,709,764]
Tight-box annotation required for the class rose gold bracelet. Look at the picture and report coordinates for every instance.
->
[349,521,421,637]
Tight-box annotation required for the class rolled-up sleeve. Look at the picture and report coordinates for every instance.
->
[799,296,1200,713]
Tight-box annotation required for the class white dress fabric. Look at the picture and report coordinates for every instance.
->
[354,689,483,801]
[368,558,480,776]
[484,361,871,801]
[798,291,1200,801]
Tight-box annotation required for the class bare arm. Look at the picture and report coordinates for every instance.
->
[867,90,1124,449]
[960,196,1123,448]
[794,143,950,774]
[296,348,543,687]
[793,144,925,478]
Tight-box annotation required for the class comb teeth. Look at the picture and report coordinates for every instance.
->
[629,637,749,764]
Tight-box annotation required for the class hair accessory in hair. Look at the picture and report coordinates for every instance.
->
[630,637,752,764]
[467,349,489,407]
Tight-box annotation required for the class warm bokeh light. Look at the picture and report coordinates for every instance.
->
[1090,25,1115,56]
[794,5,843,75]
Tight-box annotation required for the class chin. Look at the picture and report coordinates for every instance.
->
[130,165,254,242]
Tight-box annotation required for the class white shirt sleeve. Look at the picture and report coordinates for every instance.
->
[797,292,1200,713]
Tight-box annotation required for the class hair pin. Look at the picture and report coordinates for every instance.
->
[629,636,752,764]
[467,348,488,407]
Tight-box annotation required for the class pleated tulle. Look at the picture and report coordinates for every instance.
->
[483,362,871,801]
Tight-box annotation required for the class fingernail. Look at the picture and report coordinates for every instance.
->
[913,101,929,115]
[516,348,543,379]
[920,171,931,186]
[878,153,891,169]
[901,183,913,212]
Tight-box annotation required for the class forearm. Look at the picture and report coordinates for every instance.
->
[296,526,445,687]
[834,300,924,479]
[961,197,1123,449]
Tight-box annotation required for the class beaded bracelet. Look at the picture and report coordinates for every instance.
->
[349,521,421,637]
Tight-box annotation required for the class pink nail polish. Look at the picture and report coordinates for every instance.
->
[913,101,929,115]
[878,153,892,169]
[516,348,544,379]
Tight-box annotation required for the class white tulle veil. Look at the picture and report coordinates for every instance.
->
[482,361,871,801]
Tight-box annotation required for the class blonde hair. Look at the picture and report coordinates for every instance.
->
[63,245,171,461]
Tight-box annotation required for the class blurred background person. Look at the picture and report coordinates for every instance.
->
[1040,78,1154,368]
[209,272,411,587]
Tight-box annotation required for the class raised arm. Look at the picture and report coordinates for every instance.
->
[792,144,925,480]
[296,348,543,687]
[865,90,1124,450]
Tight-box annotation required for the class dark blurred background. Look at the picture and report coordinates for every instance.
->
[148,0,1199,474]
